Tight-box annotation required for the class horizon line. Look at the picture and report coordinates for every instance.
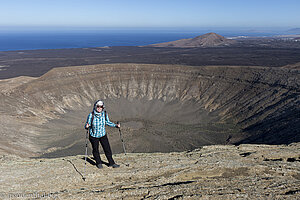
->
[0,25,298,30]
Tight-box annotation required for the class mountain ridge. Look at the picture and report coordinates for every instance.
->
[288,28,300,33]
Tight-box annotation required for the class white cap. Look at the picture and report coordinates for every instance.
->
[96,100,104,107]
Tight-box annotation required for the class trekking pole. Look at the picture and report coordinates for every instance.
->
[83,129,89,181]
[117,121,127,155]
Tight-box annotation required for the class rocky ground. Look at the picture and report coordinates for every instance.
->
[0,143,299,199]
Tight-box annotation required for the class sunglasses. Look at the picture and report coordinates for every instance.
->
[97,105,104,108]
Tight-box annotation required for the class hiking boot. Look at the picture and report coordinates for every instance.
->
[96,164,103,169]
[110,164,120,168]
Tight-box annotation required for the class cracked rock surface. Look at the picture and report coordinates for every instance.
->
[0,143,299,199]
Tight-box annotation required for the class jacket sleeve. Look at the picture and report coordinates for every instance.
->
[105,113,116,127]
[85,113,92,129]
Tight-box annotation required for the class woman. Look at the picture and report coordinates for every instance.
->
[85,100,120,169]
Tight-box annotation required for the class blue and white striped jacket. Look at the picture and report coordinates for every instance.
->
[85,110,116,138]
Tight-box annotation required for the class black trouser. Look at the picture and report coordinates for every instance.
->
[89,134,115,166]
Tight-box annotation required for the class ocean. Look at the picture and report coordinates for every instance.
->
[0,29,287,51]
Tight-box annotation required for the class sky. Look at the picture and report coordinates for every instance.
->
[0,0,299,30]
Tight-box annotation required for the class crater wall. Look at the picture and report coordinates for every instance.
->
[0,64,299,157]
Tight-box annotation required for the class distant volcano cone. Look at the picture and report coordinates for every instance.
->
[191,32,228,46]
[150,32,235,47]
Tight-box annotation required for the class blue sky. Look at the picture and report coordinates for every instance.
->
[0,0,299,29]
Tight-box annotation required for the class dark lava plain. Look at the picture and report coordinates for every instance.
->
[1,45,300,79]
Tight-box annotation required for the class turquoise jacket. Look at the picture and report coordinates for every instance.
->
[85,110,116,138]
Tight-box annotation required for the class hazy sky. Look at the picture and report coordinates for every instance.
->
[0,0,299,29]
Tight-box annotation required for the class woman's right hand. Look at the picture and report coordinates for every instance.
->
[85,123,90,129]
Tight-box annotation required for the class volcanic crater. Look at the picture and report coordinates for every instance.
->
[0,63,299,157]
